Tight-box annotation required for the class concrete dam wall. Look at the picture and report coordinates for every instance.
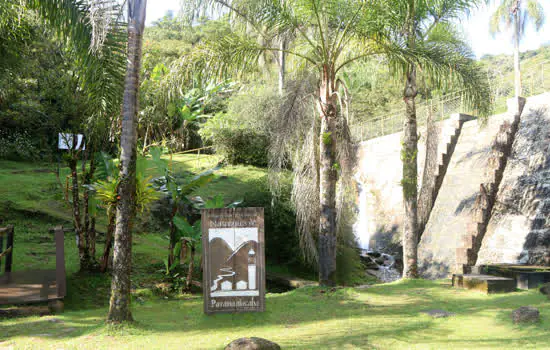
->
[354,93,550,277]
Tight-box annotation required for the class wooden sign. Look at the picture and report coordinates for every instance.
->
[58,133,85,150]
[202,208,265,314]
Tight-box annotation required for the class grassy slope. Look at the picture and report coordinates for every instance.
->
[0,155,266,271]
[1,280,549,349]
[1,158,550,349]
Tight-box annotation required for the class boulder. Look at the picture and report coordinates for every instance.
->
[511,306,540,324]
[422,309,455,318]
[539,283,550,296]
[225,337,281,350]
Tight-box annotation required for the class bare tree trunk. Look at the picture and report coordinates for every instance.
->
[513,10,521,97]
[402,65,419,279]
[82,149,97,269]
[68,156,87,270]
[185,244,195,291]
[100,210,116,273]
[168,205,178,267]
[317,67,338,286]
[278,38,286,96]
[90,218,96,258]
[107,0,147,323]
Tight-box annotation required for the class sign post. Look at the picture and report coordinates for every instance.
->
[202,208,265,314]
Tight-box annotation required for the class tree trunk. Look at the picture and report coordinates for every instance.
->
[90,218,96,258]
[100,210,116,273]
[107,0,147,323]
[168,205,178,267]
[185,244,195,291]
[278,38,286,96]
[68,156,87,271]
[317,66,338,286]
[402,65,419,279]
[513,10,521,98]
[82,149,97,270]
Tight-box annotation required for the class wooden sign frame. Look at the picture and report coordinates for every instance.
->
[202,208,265,314]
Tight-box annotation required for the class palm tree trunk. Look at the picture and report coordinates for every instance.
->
[514,10,521,97]
[107,0,147,323]
[278,38,286,96]
[318,67,338,286]
[402,65,419,279]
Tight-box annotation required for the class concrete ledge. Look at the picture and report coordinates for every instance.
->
[452,274,516,294]
[451,113,477,122]
[506,97,527,115]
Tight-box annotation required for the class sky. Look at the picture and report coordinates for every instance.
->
[145,0,550,59]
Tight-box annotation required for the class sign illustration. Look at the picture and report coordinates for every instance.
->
[202,208,265,314]
[58,133,85,150]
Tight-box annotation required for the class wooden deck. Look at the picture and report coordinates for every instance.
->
[0,226,66,306]
[0,270,63,304]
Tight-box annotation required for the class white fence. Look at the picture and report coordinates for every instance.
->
[351,61,550,142]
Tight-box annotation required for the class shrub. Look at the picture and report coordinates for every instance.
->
[241,175,306,269]
[199,86,279,167]
[0,130,40,161]
[213,128,269,167]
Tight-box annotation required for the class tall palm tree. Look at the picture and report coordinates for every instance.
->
[14,0,142,321]
[187,0,291,95]
[25,0,126,272]
[388,0,491,278]
[490,0,545,97]
[188,0,436,285]
[107,0,147,323]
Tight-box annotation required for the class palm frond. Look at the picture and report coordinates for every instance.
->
[27,0,127,124]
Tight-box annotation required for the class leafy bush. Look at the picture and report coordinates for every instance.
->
[0,130,40,160]
[199,86,279,167]
[212,128,269,167]
[241,175,306,269]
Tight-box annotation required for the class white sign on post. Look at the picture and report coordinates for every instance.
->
[58,133,85,150]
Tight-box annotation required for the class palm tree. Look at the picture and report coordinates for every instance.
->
[107,0,147,323]
[13,0,142,321]
[389,0,491,278]
[490,0,545,97]
[186,0,423,285]
[25,0,126,272]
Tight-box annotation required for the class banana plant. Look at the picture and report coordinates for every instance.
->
[191,194,243,209]
[149,146,217,266]
[173,216,202,291]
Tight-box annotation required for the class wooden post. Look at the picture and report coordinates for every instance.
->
[54,226,67,298]
[0,229,3,272]
[5,225,14,273]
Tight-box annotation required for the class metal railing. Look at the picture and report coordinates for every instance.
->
[352,61,550,142]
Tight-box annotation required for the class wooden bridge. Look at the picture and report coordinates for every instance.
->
[0,225,66,307]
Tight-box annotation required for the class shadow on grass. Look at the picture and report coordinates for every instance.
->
[2,279,550,348]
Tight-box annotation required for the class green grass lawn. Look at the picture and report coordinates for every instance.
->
[1,280,549,349]
[0,156,270,273]
[1,158,550,349]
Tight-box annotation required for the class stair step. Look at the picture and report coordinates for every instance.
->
[452,274,516,294]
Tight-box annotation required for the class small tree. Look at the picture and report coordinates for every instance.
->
[490,0,545,97]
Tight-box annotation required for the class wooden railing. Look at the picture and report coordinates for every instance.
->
[0,225,14,274]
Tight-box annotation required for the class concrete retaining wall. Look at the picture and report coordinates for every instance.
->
[477,93,550,266]
[354,93,550,278]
